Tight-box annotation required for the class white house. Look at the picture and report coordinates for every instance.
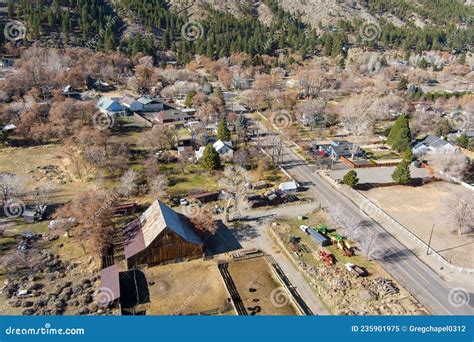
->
[195,146,206,160]
[195,140,233,160]
[213,140,233,157]
[412,135,458,156]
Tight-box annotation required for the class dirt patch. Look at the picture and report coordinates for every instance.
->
[143,259,231,315]
[227,257,298,315]
[364,182,474,268]
[0,144,88,202]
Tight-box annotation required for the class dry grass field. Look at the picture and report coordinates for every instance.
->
[365,182,474,268]
[143,259,231,315]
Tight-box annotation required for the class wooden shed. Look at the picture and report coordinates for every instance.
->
[123,199,203,268]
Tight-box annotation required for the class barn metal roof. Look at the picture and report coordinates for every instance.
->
[100,264,121,304]
[123,199,202,259]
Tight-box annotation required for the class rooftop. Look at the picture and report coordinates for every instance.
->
[123,199,202,259]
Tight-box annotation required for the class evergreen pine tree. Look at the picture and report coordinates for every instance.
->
[342,170,359,188]
[457,133,469,149]
[392,160,411,185]
[398,77,408,91]
[217,115,231,141]
[200,144,222,170]
[184,90,196,108]
[387,114,411,152]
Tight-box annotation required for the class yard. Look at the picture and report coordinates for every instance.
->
[142,259,231,315]
[227,257,298,315]
[364,181,474,268]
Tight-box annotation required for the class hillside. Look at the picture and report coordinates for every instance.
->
[0,0,472,63]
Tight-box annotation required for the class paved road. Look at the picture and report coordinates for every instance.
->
[252,116,474,315]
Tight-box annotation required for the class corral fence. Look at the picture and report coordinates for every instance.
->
[351,188,474,275]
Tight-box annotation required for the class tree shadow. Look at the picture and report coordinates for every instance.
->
[202,220,242,255]
[378,248,413,263]
[230,223,260,242]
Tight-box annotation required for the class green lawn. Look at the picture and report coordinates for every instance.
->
[167,173,219,196]
[364,148,400,161]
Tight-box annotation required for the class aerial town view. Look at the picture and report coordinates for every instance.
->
[0,0,472,341]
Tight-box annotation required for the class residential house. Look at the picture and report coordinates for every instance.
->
[195,140,233,160]
[412,134,458,156]
[156,109,196,125]
[87,76,114,91]
[195,146,206,160]
[317,140,364,160]
[123,199,203,268]
[213,140,233,157]
[138,96,164,112]
[206,123,218,135]
[97,96,123,114]
[299,112,328,128]
[121,96,144,113]
[2,124,16,132]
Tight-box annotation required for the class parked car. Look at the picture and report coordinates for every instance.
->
[299,225,309,233]
[345,263,367,277]
[179,198,189,206]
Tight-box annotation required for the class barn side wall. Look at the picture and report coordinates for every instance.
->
[127,229,203,268]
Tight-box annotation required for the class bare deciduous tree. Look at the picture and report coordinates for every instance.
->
[118,170,139,197]
[0,173,26,204]
[31,182,55,210]
[266,135,284,164]
[53,190,116,255]
[220,165,250,221]
[445,195,473,235]
[427,151,469,180]
[340,95,374,158]
[149,174,168,198]
[190,211,218,236]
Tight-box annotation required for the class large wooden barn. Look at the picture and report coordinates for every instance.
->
[123,199,203,268]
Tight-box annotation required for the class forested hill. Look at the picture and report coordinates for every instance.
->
[0,0,472,64]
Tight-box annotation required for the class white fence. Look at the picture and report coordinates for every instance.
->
[350,188,474,275]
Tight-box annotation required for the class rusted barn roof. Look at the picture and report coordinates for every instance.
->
[123,199,202,259]
[100,264,121,305]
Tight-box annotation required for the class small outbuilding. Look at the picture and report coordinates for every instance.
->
[278,180,299,193]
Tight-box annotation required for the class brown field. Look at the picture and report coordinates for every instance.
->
[228,257,298,315]
[143,259,231,315]
[0,144,90,203]
[364,182,474,268]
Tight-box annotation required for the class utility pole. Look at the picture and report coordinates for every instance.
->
[427,223,435,255]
